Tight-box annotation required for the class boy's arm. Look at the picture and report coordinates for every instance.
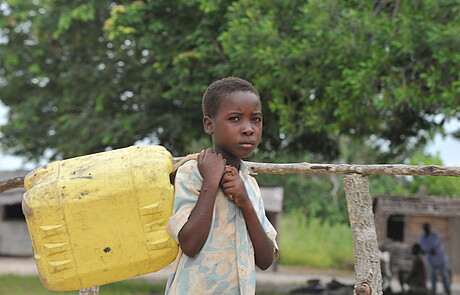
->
[221,167,275,270]
[177,149,226,257]
[241,201,276,270]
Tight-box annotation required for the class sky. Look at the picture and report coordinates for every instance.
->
[426,118,460,163]
[0,101,459,170]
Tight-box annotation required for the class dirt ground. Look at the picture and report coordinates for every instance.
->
[256,265,460,295]
[1,257,459,295]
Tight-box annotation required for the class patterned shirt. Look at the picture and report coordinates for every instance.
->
[165,160,278,294]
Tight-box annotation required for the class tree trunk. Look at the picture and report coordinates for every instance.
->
[343,173,382,295]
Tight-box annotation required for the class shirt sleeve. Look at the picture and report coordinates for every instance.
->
[167,161,202,243]
[262,207,280,260]
[247,175,280,260]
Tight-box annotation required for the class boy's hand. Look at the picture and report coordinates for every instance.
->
[179,148,226,257]
[221,166,250,208]
[197,148,226,185]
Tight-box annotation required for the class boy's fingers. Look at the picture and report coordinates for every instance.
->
[225,166,237,176]
[197,149,205,162]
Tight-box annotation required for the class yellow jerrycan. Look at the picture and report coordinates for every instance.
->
[22,145,179,291]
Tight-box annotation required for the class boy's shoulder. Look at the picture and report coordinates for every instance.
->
[178,160,198,170]
[176,159,200,179]
[240,161,256,180]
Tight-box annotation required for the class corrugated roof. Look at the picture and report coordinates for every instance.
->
[374,194,460,217]
[0,170,30,179]
[0,188,24,205]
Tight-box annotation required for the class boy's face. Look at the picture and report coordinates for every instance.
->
[203,91,262,166]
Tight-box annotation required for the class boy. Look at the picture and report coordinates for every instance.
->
[165,77,278,294]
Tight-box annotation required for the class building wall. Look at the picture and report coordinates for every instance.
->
[0,218,33,256]
[405,215,449,245]
[450,217,460,273]
[374,195,460,274]
[388,214,458,274]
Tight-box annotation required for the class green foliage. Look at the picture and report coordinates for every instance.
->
[279,212,354,269]
[407,151,460,196]
[0,0,216,160]
[256,172,349,224]
[253,150,350,224]
[255,139,459,222]
[219,0,460,161]
[1,0,459,163]
[368,150,460,197]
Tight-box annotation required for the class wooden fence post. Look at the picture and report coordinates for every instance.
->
[343,173,382,295]
[79,286,99,295]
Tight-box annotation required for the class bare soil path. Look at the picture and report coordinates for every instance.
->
[1,257,459,294]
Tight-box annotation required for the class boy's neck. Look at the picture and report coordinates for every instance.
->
[212,146,241,169]
[226,159,241,170]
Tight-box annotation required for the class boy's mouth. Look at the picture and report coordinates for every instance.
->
[239,142,255,149]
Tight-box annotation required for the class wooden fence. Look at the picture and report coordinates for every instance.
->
[1,159,460,295]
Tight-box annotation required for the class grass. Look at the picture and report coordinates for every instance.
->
[0,275,165,295]
[0,275,287,295]
[278,211,354,269]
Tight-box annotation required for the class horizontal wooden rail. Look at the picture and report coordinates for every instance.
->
[0,176,26,194]
[2,161,460,194]
[244,162,460,177]
[174,154,460,177]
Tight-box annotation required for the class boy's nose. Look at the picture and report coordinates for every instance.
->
[242,124,254,136]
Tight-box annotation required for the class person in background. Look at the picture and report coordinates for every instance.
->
[400,243,428,295]
[419,223,451,295]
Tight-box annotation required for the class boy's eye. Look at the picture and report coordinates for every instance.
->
[252,117,262,123]
[229,116,240,121]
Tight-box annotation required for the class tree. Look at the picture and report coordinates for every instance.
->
[1,0,459,164]
[216,0,460,161]
[0,0,219,161]
[0,0,153,160]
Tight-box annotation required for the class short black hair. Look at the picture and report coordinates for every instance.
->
[412,243,423,255]
[423,223,431,231]
[202,76,259,117]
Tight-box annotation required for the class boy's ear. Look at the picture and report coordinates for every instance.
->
[203,116,213,135]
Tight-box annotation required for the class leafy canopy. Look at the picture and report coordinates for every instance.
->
[1,0,459,163]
